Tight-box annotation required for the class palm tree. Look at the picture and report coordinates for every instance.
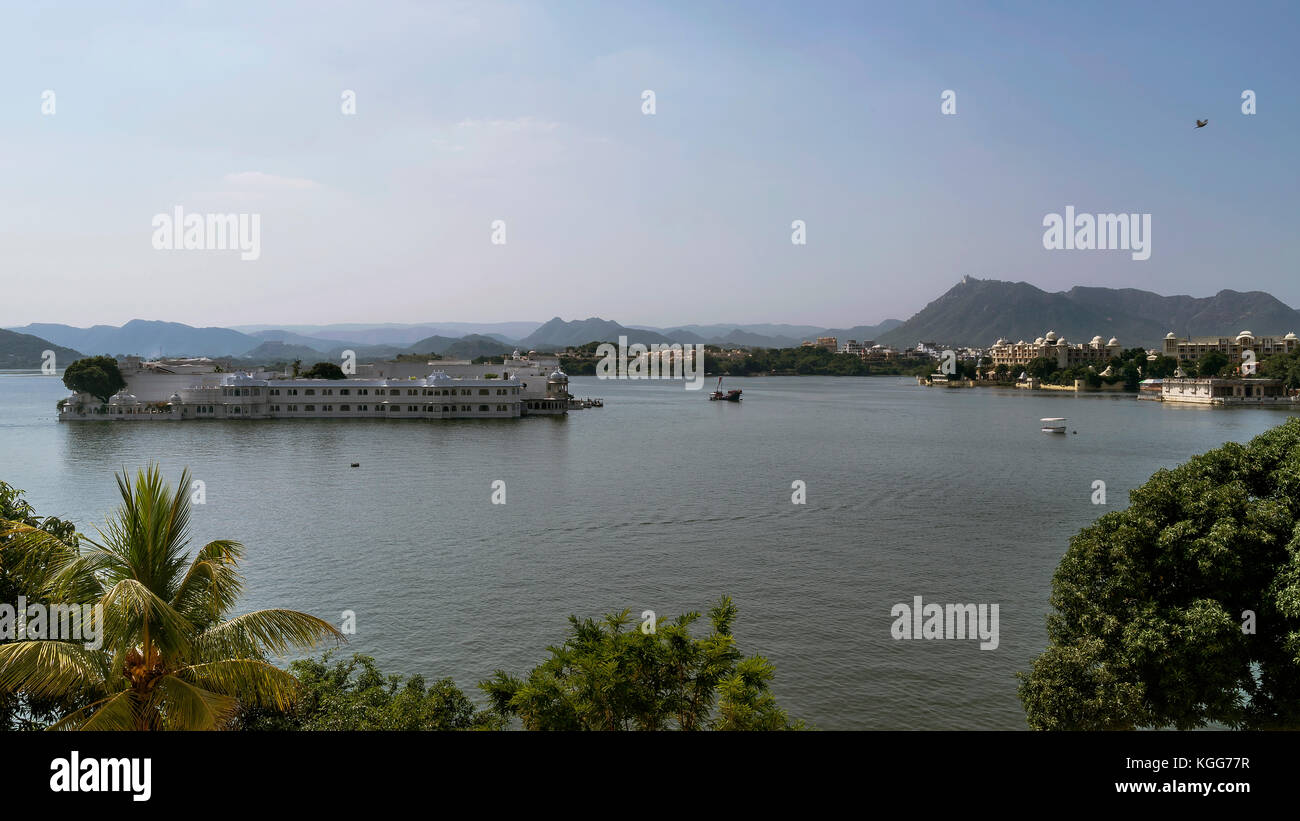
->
[0,465,343,730]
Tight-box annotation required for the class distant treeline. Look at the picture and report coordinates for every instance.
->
[558,342,931,377]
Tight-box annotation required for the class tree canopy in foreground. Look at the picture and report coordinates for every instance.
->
[480,597,803,730]
[0,465,342,730]
[1019,417,1300,730]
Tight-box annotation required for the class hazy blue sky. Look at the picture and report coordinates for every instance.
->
[3,1,1297,328]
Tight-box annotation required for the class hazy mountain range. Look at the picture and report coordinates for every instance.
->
[0,329,84,369]
[7,278,1300,366]
[875,277,1300,348]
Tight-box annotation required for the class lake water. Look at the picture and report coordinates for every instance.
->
[1,372,1295,729]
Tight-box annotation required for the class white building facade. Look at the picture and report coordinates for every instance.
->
[60,369,571,421]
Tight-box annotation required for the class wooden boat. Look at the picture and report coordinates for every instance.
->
[709,377,742,402]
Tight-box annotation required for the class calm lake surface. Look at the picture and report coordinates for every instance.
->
[1,372,1295,729]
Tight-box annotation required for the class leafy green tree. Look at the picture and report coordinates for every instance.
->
[61,356,126,404]
[1019,418,1300,729]
[1146,355,1180,379]
[0,465,343,730]
[1196,350,1229,378]
[480,596,801,730]
[1260,349,1300,388]
[233,652,500,730]
[291,359,302,378]
[1025,357,1058,381]
[301,361,346,379]
[0,483,87,730]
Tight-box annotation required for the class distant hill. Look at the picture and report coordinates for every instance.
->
[877,277,1300,348]
[518,317,704,351]
[229,321,538,345]
[9,320,260,357]
[405,335,463,356]
[441,335,516,360]
[632,319,905,348]
[239,341,330,363]
[0,329,84,369]
[247,329,355,352]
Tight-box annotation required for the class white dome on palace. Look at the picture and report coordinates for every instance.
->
[1287,333,1298,340]
[549,370,568,380]
[1056,337,1067,346]
[1108,337,1119,346]
[1165,332,1177,339]
[167,393,183,404]
[1091,335,1103,343]
[1044,331,1058,342]
[1237,330,1254,339]
[1034,337,1045,345]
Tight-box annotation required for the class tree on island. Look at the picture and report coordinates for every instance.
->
[301,361,346,379]
[1018,418,1300,730]
[480,596,802,730]
[61,356,126,404]
[0,465,343,729]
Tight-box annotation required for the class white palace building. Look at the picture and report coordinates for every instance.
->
[60,362,572,422]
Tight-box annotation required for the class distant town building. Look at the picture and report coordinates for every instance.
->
[815,336,838,352]
[840,339,868,355]
[1161,331,1299,363]
[989,331,1121,369]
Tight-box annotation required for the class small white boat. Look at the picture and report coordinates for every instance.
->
[1041,417,1067,434]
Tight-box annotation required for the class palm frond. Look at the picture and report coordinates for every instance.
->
[0,640,105,699]
[170,540,246,625]
[154,674,237,730]
[49,690,139,731]
[176,658,302,711]
[196,609,344,659]
[100,577,195,658]
[0,521,84,594]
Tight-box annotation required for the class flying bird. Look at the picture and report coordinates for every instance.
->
[1195,119,1208,128]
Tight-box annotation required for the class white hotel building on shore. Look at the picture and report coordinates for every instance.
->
[989,331,1122,369]
[60,358,572,422]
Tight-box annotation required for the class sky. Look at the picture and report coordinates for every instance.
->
[1,0,1297,329]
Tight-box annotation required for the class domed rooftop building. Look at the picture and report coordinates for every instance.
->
[989,329,1125,371]
[1162,329,1300,363]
